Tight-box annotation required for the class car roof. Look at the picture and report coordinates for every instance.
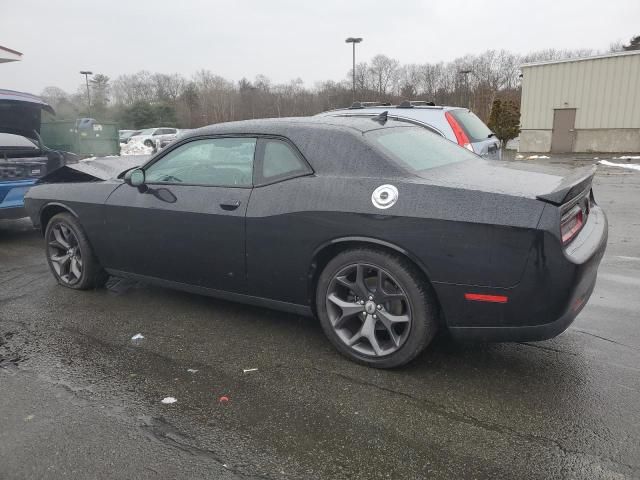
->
[188,116,414,139]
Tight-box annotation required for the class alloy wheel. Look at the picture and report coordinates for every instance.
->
[47,223,83,285]
[325,263,412,357]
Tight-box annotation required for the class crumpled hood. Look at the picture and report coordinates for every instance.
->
[37,155,149,183]
[0,89,55,140]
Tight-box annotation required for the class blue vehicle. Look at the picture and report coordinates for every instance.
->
[0,89,68,220]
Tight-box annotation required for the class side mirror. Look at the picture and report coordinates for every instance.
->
[124,168,146,187]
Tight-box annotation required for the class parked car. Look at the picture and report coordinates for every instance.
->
[74,117,98,130]
[0,89,72,220]
[317,101,502,160]
[119,129,141,144]
[24,116,607,367]
[129,127,178,148]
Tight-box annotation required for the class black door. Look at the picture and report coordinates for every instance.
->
[103,136,256,293]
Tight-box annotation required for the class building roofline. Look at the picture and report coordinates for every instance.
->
[0,45,23,56]
[521,49,640,68]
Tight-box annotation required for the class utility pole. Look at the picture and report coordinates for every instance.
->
[345,37,363,102]
[80,71,93,118]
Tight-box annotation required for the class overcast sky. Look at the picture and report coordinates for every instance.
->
[3,0,639,95]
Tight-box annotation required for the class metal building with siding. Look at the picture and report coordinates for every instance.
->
[519,50,640,153]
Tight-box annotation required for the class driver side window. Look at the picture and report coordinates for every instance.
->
[145,137,256,187]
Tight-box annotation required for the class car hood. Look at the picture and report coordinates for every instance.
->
[418,159,595,204]
[0,89,55,140]
[37,155,149,183]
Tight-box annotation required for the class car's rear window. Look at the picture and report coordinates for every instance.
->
[365,126,477,172]
[448,109,492,142]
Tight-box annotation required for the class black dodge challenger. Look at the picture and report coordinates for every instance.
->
[24,116,608,367]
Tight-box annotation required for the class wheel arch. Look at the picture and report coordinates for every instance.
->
[39,203,80,234]
[308,236,442,322]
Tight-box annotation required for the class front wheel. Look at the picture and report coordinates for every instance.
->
[45,213,108,290]
[316,248,438,368]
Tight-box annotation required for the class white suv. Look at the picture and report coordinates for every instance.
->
[317,101,502,160]
[129,127,179,148]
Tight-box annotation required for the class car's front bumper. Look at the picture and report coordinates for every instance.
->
[439,205,608,342]
[0,179,35,220]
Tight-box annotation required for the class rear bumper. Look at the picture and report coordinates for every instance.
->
[0,180,35,219]
[448,273,597,342]
[441,205,608,342]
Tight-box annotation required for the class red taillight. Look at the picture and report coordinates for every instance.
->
[561,206,584,244]
[464,293,508,303]
[445,111,474,152]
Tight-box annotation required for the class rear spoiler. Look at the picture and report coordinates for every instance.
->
[536,165,596,205]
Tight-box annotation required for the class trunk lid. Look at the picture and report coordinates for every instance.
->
[420,159,595,203]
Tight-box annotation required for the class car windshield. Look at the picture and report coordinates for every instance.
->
[448,109,493,142]
[137,129,155,135]
[365,126,478,172]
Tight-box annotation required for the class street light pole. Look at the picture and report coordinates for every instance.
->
[458,69,472,109]
[345,37,363,102]
[80,70,93,118]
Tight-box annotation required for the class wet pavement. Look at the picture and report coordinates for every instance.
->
[1,160,639,479]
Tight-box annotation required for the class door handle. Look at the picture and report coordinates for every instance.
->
[220,200,241,211]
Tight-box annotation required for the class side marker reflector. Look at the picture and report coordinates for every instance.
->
[464,293,508,303]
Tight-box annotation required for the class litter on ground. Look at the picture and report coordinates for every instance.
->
[187,369,199,373]
[219,396,230,405]
[243,368,258,373]
[131,333,144,341]
[161,397,177,404]
[599,160,640,171]
[525,155,550,159]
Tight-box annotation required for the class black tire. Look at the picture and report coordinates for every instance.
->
[44,212,108,290]
[143,139,154,148]
[316,248,438,368]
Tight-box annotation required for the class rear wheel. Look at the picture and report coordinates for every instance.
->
[45,213,108,290]
[316,248,438,368]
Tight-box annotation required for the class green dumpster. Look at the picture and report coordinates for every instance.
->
[41,120,120,156]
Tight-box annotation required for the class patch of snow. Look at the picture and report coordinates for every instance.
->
[525,155,550,159]
[161,397,177,404]
[599,160,640,171]
[81,155,121,162]
[613,156,640,160]
[616,256,640,262]
[121,140,153,156]
[515,154,524,159]
[187,369,198,374]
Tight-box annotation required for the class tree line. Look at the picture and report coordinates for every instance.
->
[40,37,639,130]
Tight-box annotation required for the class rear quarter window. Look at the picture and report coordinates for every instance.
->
[365,126,478,172]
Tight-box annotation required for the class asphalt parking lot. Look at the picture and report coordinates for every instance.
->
[1,158,639,479]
